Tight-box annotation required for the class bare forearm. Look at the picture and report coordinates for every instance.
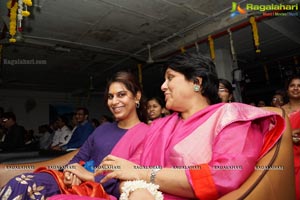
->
[142,168,196,198]
[98,155,196,198]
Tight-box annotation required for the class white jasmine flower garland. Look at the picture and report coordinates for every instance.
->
[120,180,163,200]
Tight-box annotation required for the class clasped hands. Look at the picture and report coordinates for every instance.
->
[63,155,147,187]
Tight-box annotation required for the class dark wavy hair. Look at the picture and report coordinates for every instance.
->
[163,53,220,104]
[104,71,148,123]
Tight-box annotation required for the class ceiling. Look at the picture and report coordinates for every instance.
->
[0,0,300,99]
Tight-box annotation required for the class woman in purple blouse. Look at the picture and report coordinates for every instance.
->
[0,71,148,200]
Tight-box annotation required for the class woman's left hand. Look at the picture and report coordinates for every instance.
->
[95,155,148,183]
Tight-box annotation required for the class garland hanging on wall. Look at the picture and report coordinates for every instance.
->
[7,1,18,43]
[137,64,143,88]
[6,0,32,43]
[208,35,215,61]
[249,16,261,53]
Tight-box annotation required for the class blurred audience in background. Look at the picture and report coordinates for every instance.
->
[50,116,72,150]
[218,79,234,103]
[146,96,169,124]
[257,100,266,107]
[270,91,285,108]
[37,124,53,150]
[99,114,114,125]
[0,112,26,152]
[91,118,100,128]
[59,107,94,151]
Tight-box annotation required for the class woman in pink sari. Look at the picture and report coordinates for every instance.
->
[282,75,300,200]
[54,53,285,200]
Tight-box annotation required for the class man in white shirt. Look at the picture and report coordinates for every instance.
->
[50,116,72,150]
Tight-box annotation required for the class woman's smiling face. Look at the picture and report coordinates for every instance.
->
[107,82,138,121]
[161,68,194,112]
[287,78,300,99]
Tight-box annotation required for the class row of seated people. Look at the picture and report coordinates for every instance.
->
[39,113,115,152]
[0,96,169,154]
[0,109,103,153]
[39,108,95,154]
[0,112,30,152]
[0,97,166,154]
[218,78,290,109]
[0,53,296,199]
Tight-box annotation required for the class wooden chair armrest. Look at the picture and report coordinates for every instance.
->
[0,150,79,188]
[219,107,295,199]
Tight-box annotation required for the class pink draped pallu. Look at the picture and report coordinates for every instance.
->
[139,103,284,200]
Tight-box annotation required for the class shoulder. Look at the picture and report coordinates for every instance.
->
[92,122,117,134]
[80,121,94,130]
[214,104,285,138]
[222,102,278,115]
[87,122,94,128]
[281,104,290,114]
[62,126,71,131]
[259,106,284,115]
[99,122,116,129]
[282,104,288,108]
[133,122,149,129]
[217,103,283,125]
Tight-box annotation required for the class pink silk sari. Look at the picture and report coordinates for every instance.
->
[49,104,284,200]
[138,103,284,200]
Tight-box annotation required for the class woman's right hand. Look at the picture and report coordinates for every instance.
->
[63,163,95,186]
[63,171,82,187]
[95,155,147,183]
